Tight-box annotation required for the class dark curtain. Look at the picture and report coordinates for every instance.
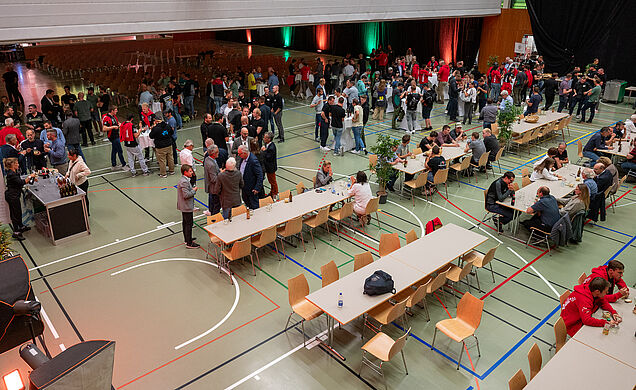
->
[526,0,634,84]
[217,18,482,67]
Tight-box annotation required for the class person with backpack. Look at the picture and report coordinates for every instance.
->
[461,80,477,125]
[403,85,420,134]
[372,80,388,121]
[391,83,404,129]
[421,84,435,130]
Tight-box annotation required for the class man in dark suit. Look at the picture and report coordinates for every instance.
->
[0,134,26,174]
[40,89,56,123]
[231,127,253,157]
[588,162,612,222]
[237,144,263,209]
[260,131,278,199]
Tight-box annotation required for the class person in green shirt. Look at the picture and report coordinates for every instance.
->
[85,87,101,136]
[580,77,602,123]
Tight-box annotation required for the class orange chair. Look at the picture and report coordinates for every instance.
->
[285,274,324,346]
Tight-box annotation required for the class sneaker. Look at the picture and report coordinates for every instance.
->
[186,242,201,249]
[142,171,151,176]
[168,171,176,175]
[12,233,24,241]
[19,226,31,233]
[121,165,130,171]
[315,137,320,142]
[159,174,168,178]
[322,146,331,152]
[364,148,368,155]
[193,207,200,212]
[110,166,120,171]
[351,150,359,154]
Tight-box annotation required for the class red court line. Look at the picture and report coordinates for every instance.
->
[338,230,378,252]
[480,249,550,300]
[39,243,185,294]
[116,306,279,389]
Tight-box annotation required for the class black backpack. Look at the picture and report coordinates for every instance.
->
[363,271,396,296]
[406,93,420,111]
[425,89,436,106]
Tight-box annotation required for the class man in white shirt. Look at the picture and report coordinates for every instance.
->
[499,90,513,110]
[625,114,636,135]
[342,60,355,81]
[179,139,197,185]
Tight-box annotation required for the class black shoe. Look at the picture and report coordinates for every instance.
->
[12,233,24,241]
[82,144,88,147]
[19,226,31,233]
[279,138,285,143]
[186,242,201,249]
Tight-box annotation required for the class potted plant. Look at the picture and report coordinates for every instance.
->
[496,102,522,149]
[369,134,399,204]
[0,224,15,260]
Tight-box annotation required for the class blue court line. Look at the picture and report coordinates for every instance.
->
[268,244,322,280]
[467,387,474,390]
[604,234,636,265]
[458,181,486,190]
[194,197,208,209]
[588,224,632,238]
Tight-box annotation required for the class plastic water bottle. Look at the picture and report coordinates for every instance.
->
[337,292,343,308]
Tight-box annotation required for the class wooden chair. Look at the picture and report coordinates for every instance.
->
[361,197,381,233]
[405,229,418,244]
[462,245,499,289]
[450,156,472,186]
[278,189,291,201]
[511,130,533,155]
[251,226,280,264]
[363,298,408,340]
[277,216,306,258]
[528,343,542,380]
[508,369,527,390]
[521,168,530,177]
[285,274,324,346]
[555,116,568,141]
[441,261,474,306]
[553,317,567,353]
[479,189,496,229]
[359,328,410,389]
[231,204,247,217]
[328,201,353,240]
[259,196,274,207]
[577,272,587,285]
[221,237,255,280]
[403,172,427,206]
[522,176,532,187]
[493,147,505,173]
[512,182,520,191]
[303,207,330,249]
[369,154,378,173]
[412,147,423,155]
[470,151,490,183]
[431,292,483,370]
[426,168,449,200]
[353,251,374,271]
[296,181,306,194]
[490,122,499,136]
[608,175,627,213]
[564,115,572,137]
[393,278,432,321]
[559,290,571,306]
[205,213,224,260]
[423,271,448,306]
[379,232,400,257]
[576,140,584,165]
[320,260,339,288]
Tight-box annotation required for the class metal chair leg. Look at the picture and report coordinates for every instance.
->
[401,350,408,374]
[457,341,465,370]
[310,228,316,249]
[284,312,293,331]
[431,327,438,350]
[274,240,281,261]
[376,211,381,230]
[475,268,481,291]
[250,254,256,276]
[489,262,495,283]
[254,248,261,267]
[474,335,481,356]
[300,232,306,252]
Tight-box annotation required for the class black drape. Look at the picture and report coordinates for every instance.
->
[527,0,634,84]
[217,18,482,68]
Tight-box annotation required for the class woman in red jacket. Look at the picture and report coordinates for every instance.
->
[561,277,621,336]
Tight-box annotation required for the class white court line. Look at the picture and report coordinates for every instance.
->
[38,305,59,339]
[416,194,560,297]
[111,258,239,350]
[29,214,206,271]
[507,247,560,298]
[615,201,636,208]
[224,329,329,390]
[447,193,483,203]
[59,344,66,351]
[387,200,425,237]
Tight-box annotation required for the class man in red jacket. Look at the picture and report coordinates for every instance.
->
[583,260,629,303]
[561,277,621,337]
[437,60,450,104]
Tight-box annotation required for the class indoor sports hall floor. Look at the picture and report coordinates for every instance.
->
[1,43,634,389]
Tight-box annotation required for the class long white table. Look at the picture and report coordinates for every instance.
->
[572,288,636,369]
[305,223,487,358]
[498,164,583,236]
[510,111,569,136]
[204,182,350,245]
[393,142,468,176]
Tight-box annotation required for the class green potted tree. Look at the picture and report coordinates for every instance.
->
[496,102,522,149]
[369,134,399,204]
[0,224,16,260]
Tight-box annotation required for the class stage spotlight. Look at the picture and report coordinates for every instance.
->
[2,369,25,390]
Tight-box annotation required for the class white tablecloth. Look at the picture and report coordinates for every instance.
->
[385,86,394,114]
[332,116,355,152]
[400,98,422,131]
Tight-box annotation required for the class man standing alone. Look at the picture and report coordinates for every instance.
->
[272,85,285,142]
[177,164,199,248]
[204,144,221,215]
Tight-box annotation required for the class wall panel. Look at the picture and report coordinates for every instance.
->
[477,8,532,72]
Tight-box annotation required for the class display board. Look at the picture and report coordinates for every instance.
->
[0,0,500,43]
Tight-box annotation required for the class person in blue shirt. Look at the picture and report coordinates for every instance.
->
[522,186,561,233]
[267,67,279,91]
[44,128,69,174]
[164,110,178,165]
[582,168,598,197]
[40,121,65,145]
[583,127,613,166]
[524,86,543,115]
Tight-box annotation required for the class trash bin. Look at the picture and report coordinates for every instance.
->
[603,80,627,103]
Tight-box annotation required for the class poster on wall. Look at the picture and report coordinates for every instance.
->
[514,42,525,54]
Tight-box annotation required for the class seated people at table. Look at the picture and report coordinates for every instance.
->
[347,171,373,224]
[315,160,333,188]
[237,144,263,210]
[533,147,558,168]
[581,168,598,197]
[530,157,562,182]
[557,183,590,218]
[621,141,636,181]
[435,125,459,147]
[610,121,626,141]
[485,171,516,232]
[597,156,619,194]
[418,131,437,152]
[522,186,560,232]
[480,98,498,129]
[217,157,244,219]
[425,145,446,193]
[561,277,621,337]
[397,134,414,181]
[465,132,486,167]
[583,126,612,166]
[583,260,629,303]
[625,114,636,135]
[523,86,542,116]
[450,124,466,141]
[385,144,404,192]
[482,128,499,169]
[588,162,612,222]
[554,142,569,167]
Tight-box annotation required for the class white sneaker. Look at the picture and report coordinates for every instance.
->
[351,150,359,154]
[322,146,331,152]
